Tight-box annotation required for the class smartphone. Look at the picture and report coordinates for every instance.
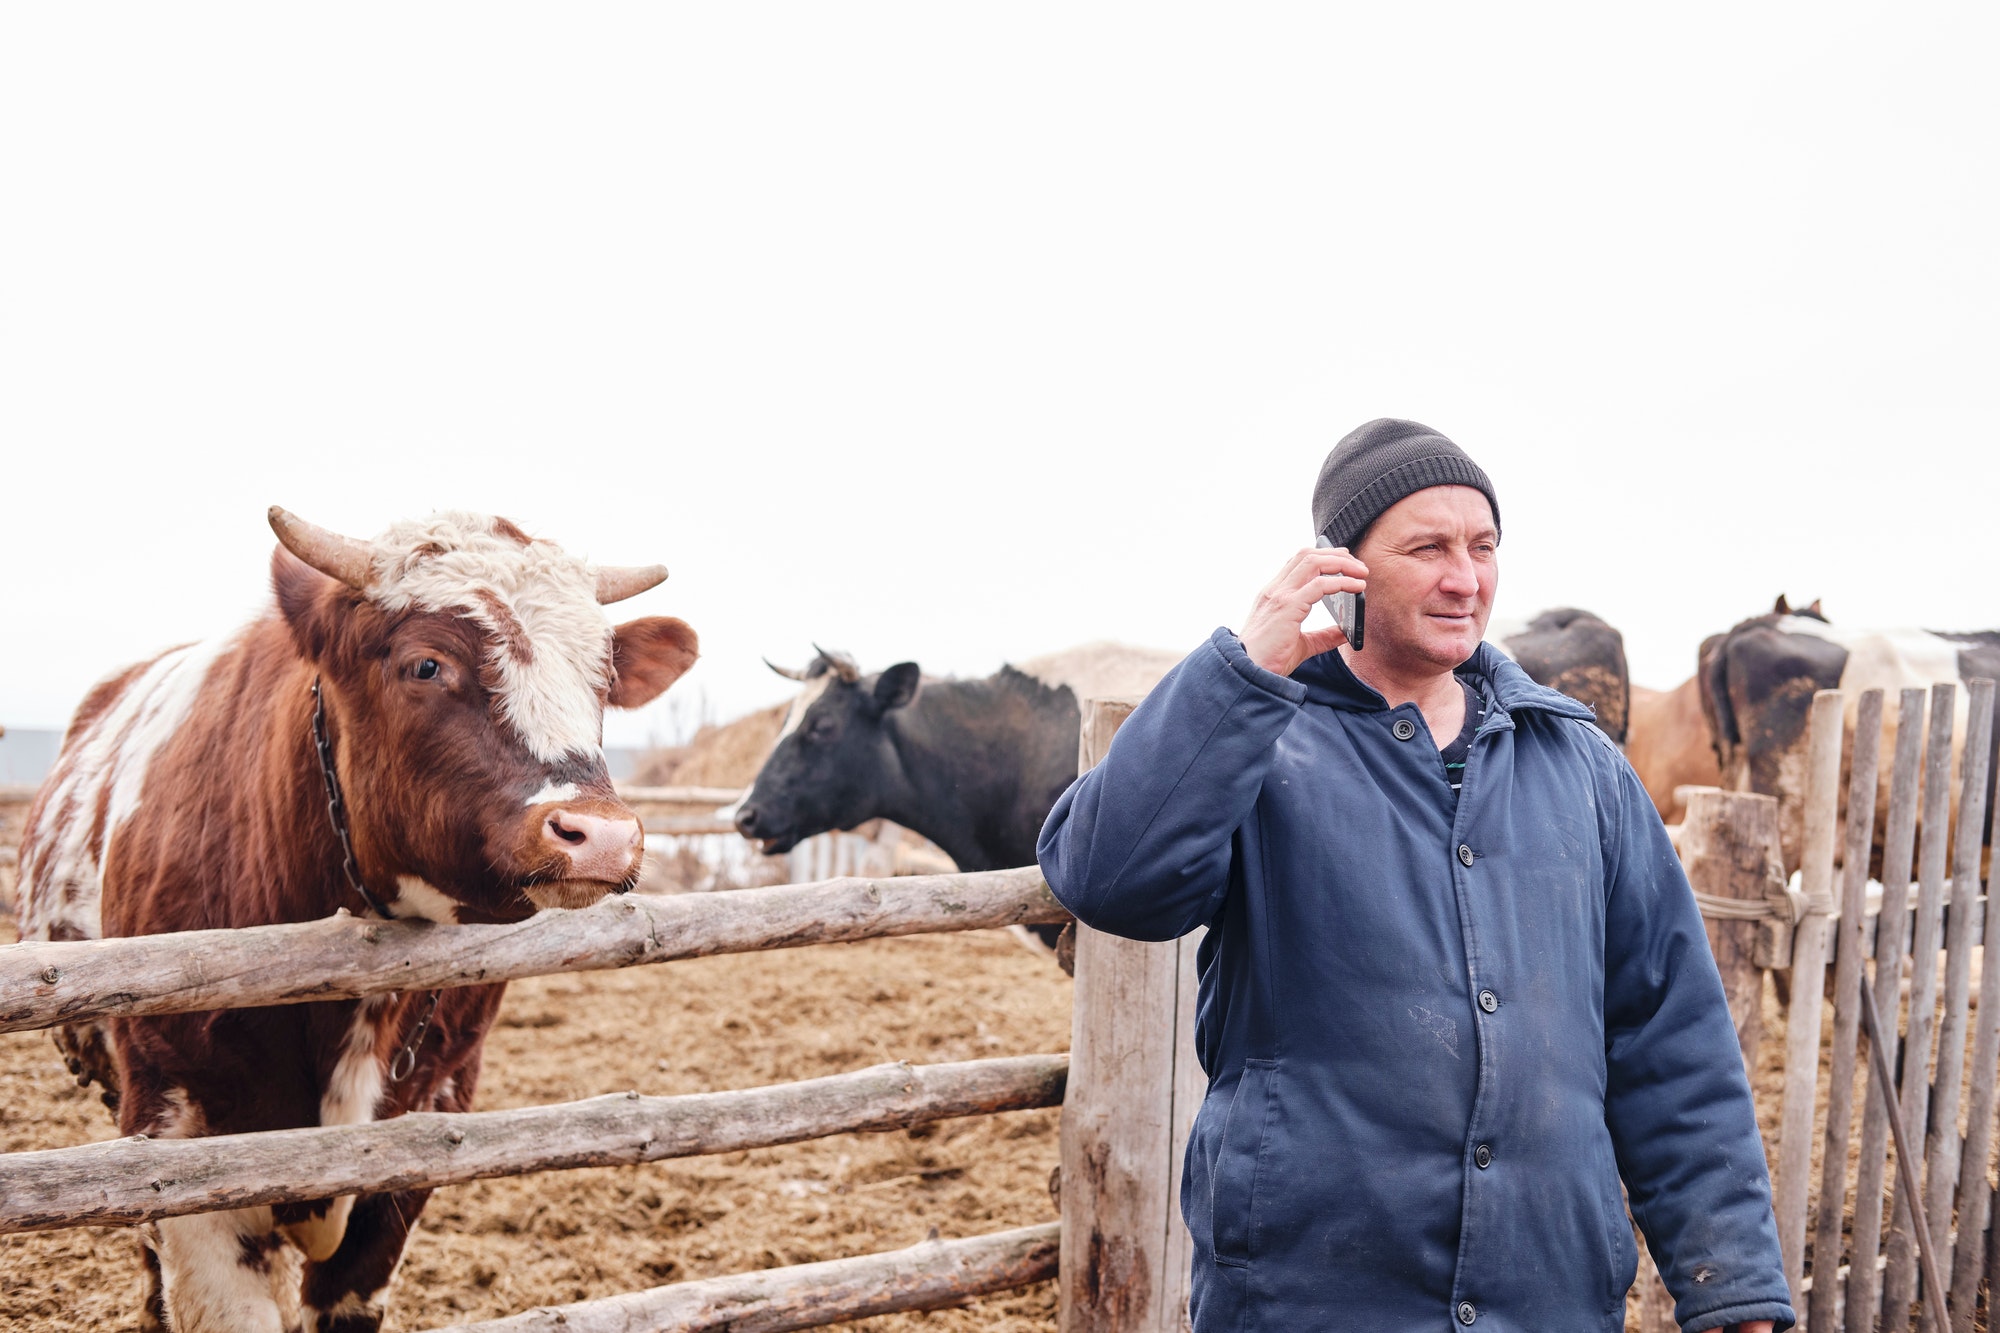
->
[1315,535,1364,650]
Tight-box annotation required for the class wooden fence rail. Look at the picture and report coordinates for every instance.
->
[424,1222,1061,1333]
[0,1055,1066,1234]
[0,866,1065,1034]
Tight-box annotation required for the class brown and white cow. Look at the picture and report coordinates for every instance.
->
[18,508,697,1333]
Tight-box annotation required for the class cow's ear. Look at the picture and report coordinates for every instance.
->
[872,662,921,713]
[274,547,339,661]
[610,616,700,709]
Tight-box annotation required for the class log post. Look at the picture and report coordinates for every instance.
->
[1060,698,1201,1333]
[1678,787,1786,1077]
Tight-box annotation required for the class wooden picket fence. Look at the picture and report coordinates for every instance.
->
[1631,680,1999,1333]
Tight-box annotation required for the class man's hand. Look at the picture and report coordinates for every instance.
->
[1697,1323,1773,1333]
[1238,546,1369,676]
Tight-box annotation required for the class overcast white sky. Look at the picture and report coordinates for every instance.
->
[2,6,1995,749]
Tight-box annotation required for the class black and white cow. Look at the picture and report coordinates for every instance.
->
[1699,603,2000,873]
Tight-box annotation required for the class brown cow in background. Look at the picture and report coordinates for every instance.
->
[1626,673,1723,825]
[18,508,697,1333]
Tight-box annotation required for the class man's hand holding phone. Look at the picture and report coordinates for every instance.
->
[1238,542,1369,677]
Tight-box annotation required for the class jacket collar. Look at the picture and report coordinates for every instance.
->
[1292,640,1598,725]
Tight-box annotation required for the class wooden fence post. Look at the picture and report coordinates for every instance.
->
[1810,689,1885,1333]
[1945,677,1996,1330]
[1774,690,1846,1305]
[1847,687,1930,1330]
[1679,787,1786,1077]
[1060,698,1202,1333]
[1882,683,1964,1330]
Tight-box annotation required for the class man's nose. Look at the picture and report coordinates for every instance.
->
[1437,552,1482,595]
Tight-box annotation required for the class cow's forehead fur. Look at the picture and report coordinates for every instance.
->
[775,674,838,743]
[355,512,613,763]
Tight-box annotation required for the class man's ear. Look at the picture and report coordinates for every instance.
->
[273,547,340,661]
[609,616,700,708]
[872,662,921,713]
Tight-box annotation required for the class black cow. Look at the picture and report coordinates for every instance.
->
[733,643,1181,953]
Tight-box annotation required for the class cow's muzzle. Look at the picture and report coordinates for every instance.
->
[733,804,801,857]
[520,801,643,909]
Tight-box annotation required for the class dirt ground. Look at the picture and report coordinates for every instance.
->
[0,923,1071,1331]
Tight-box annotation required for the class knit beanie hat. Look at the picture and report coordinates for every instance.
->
[1311,418,1500,552]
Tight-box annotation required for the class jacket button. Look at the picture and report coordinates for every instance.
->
[1457,844,1475,867]
[1458,1301,1477,1325]
[1474,1143,1492,1169]
[1392,718,1417,741]
[1478,989,1498,1013]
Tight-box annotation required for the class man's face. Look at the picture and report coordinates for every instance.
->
[1350,485,1498,674]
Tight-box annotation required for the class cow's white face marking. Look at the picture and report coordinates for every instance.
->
[391,875,461,924]
[775,674,835,744]
[18,631,242,945]
[525,779,580,807]
[358,513,620,763]
[154,1205,290,1333]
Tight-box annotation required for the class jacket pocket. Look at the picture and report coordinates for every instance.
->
[1210,1058,1277,1268]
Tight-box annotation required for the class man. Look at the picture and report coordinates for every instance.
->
[1038,419,1792,1332]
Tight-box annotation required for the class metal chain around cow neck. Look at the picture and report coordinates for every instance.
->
[311,676,441,1084]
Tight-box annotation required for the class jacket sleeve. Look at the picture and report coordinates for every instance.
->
[1597,742,1796,1333]
[1036,627,1305,942]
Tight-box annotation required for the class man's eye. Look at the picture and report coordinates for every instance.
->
[415,659,441,681]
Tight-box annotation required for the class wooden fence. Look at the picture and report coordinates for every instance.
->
[0,716,1130,1331]
[1631,680,1999,1333]
[8,685,1997,1332]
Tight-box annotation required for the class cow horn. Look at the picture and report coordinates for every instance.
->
[811,644,861,682]
[596,564,669,604]
[764,657,809,681]
[268,506,375,591]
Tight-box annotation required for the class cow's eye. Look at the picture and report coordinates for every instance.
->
[415,658,441,681]
[806,715,837,741]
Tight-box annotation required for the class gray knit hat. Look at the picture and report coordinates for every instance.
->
[1311,418,1500,552]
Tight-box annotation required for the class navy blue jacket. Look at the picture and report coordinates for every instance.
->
[1038,629,1793,1333]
